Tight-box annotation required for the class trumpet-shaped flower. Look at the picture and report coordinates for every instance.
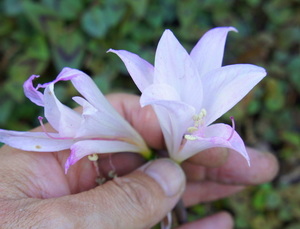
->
[0,67,150,173]
[109,27,267,164]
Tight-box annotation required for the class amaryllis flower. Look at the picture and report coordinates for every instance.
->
[0,67,151,173]
[109,27,267,164]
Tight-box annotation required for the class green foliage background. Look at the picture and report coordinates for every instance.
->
[0,0,299,228]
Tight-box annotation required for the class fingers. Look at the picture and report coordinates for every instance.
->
[183,181,245,207]
[183,147,279,185]
[106,93,164,149]
[65,152,146,193]
[186,147,230,167]
[2,159,185,228]
[176,212,233,229]
[64,159,185,228]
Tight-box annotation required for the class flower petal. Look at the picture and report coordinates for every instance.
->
[140,83,182,105]
[65,140,142,173]
[154,30,203,110]
[0,129,73,152]
[141,84,196,156]
[107,49,154,91]
[43,84,81,136]
[23,75,44,106]
[73,97,146,145]
[202,64,267,125]
[190,27,237,77]
[23,67,81,106]
[36,67,79,89]
[66,68,117,114]
[177,123,249,165]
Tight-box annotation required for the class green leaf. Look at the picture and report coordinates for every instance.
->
[264,78,285,112]
[0,100,13,124]
[22,1,58,33]
[51,31,85,71]
[41,0,83,20]
[125,0,148,18]
[282,131,300,147]
[103,0,125,26]
[6,36,50,102]
[287,57,300,93]
[81,2,125,39]
[3,0,23,16]
[4,81,25,102]
[81,7,109,38]
[0,16,13,36]
[26,36,50,61]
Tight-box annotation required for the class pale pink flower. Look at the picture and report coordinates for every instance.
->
[0,68,150,173]
[109,27,267,164]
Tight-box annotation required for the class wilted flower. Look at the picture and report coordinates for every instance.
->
[0,67,151,173]
[109,27,267,164]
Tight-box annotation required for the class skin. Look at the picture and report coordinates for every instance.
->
[0,93,279,229]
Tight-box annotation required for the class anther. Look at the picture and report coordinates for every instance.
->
[192,114,201,121]
[184,135,198,141]
[88,153,99,161]
[201,108,207,117]
[187,127,198,133]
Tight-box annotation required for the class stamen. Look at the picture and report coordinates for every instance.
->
[186,109,207,137]
[184,134,198,141]
[88,153,99,161]
[187,127,198,133]
[108,153,116,175]
[227,116,235,141]
[38,116,70,140]
[192,114,201,121]
[160,211,172,229]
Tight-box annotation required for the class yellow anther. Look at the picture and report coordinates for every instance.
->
[187,126,198,133]
[198,109,207,119]
[193,114,201,121]
[184,134,198,140]
[88,153,99,161]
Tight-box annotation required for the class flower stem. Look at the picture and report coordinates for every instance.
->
[174,198,188,225]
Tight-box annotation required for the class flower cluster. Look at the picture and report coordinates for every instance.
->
[0,27,266,172]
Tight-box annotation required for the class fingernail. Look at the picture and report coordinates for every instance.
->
[141,159,185,197]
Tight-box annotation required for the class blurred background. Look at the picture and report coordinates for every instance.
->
[0,0,299,228]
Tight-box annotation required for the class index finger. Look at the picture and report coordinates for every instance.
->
[183,147,279,185]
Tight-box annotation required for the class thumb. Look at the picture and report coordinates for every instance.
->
[49,158,185,228]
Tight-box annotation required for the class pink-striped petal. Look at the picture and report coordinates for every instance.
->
[65,140,142,173]
[0,129,73,152]
[23,75,44,106]
[177,123,249,165]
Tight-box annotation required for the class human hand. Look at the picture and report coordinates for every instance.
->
[107,93,279,228]
[0,93,278,229]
